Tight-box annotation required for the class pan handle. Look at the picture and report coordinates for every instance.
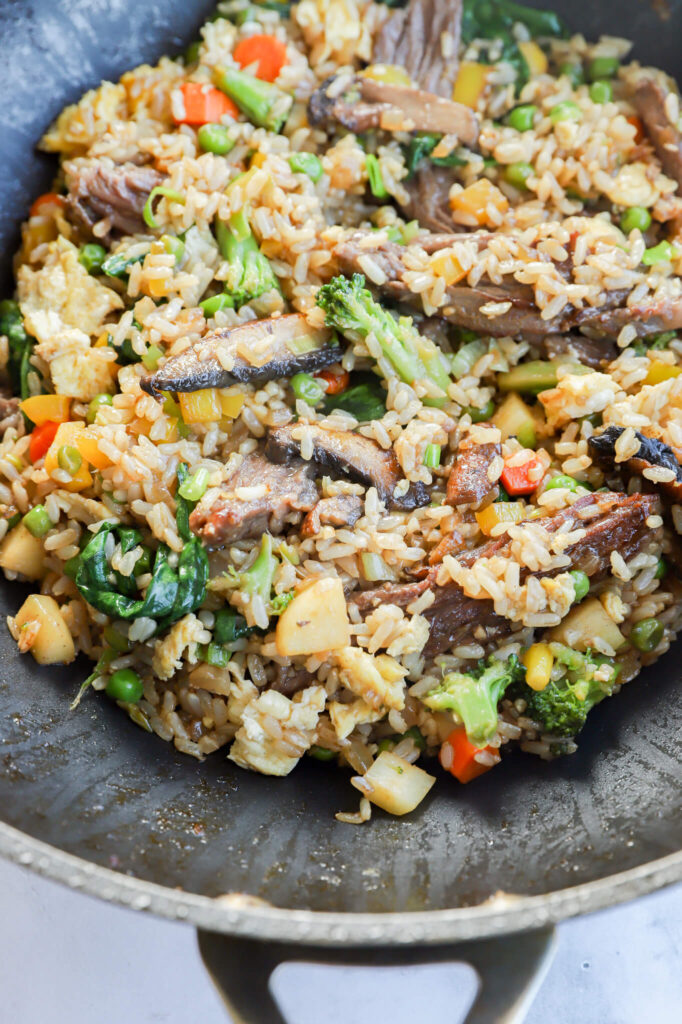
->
[197,925,556,1024]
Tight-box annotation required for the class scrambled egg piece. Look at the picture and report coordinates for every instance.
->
[329,697,383,740]
[41,82,128,156]
[229,686,326,776]
[334,646,407,710]
[539,371,623,430]
[151,613,207,681]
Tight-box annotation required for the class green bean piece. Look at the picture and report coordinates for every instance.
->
[465,399,495,423]
[197,123,235,155]
[200,293,235,316]
[106,668,144,703]
[288,152,323,182]
[199,642,230,667]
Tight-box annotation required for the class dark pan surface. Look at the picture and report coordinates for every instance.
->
[0,0,680,921]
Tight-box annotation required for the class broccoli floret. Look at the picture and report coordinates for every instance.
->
[239,533,278,608]
[510,644,620,738]
[316,274,452,407]
[216,208,279,307]
[424,655,525,748]
[214,66,293,132]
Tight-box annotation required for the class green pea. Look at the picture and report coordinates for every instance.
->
[309,746,337,761]
[558,61,584,87]
[87,393,113,424]
[504,161,534,189]
[288,152,323,182]
[588,56,619,81]
[507,104,537,132]
[57,445,83,476]
[200,293,234,316]
[197,123,235,156]
[161,234,185,263]
[465,399,495,423]
[569,570,590,604]
[544,474,579,492]
[654,556,668,580]
[589,80,613,104]
[291,372,325,406]
[178,467,210,502]
[642,240,676,265]
[78,243,107,275]
[629,617,664,653]
[620,206,652,234]
[106,668,144,703]
[22,505,54,538]
[550,101,582,124]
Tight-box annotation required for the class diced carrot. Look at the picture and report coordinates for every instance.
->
[233,34,288,83]
[29,421,60,463]
[500,454,545,496]
[29,193,65,218]
[626,115,644,143]
[174,82,238,125]
[440,726,499,783]
[314,366,350,395]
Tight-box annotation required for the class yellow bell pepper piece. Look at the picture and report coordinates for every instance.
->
[94,332,110,348]
[178,388,221,423]
[361,64,412,87]
[452,62,489,108]
[19,394,71,426]
[450,179,509,227]
[475,501,526,537]
[76,428,113,470]
[44,422,93,492]
[218,388,246,419]
[250,151,267,168]
[429,250,468,286]
[522,643,554,692]
[518,40,548,77]
[146,277,169,299]
[645,359,682,386]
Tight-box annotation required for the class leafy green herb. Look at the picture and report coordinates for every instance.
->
[101,251,146,281]
[322,371,387,421]
[0,299,41,404]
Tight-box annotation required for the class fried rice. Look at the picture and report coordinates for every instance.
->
[1,0,681,822]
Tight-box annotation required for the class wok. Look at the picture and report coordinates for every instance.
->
[0,1,680,1020]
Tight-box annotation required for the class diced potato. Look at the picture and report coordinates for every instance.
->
[14,594,75,665]
[492,392,537,448]
[476,501,526,537]
[276,577,350,656]
[0,524,45,580]
[522,643,554,691]
[645,359,682,386]
[548,597,626,652]
[450,179,508,227]
[519,40,548,76]
[178,388,221,423]
[452,62,489,108]
[19,394,71,426]
[351,751,435,816]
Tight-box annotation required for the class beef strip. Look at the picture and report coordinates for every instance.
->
[141,316,338,397]
[335,231,682,340]
[541,332,618,370]
[64,160,162,238]
[301,494,365,538]
[588,426,682,504]
[271,665,315,697]
[427,528,466,566]
[401,165,457,233]
[352,492,660,657]
[190,453,318,547]
[265,423,429,511]
[308,76,478,144]
[446,437,501,507]
[373,0,463,99]
[633,78,682,190]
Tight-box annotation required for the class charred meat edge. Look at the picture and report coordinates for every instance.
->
[335,231,682,340]
[265,423,429,511]
[588,426,682,503]
[64,159,162,239]
[190,453,318,547]
[141,315,339,397]
[352,492,660,657]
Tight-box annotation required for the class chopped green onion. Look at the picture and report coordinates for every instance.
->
[642,240,676,265]
[161,234,185,263]
[507,104,537,132]
[57,445,82,476]
[464,399,495,423]
[450,339,486,379]
[402,725,425,750]
[213,607,254,644]
[588,55,619,80]
[365,154,388,199]
[549,101,582,124]
[277,540,300,566]
[106,668,144,703]
[288,152,323,182]
[178,466,210,502]
[423,443,441,469]
[620,206,652,234]
[5,453,24,472]
[22,504,54,538]
[197,123,235,155]
[361,551,394,582]
[308,746,337,761]
[142,187,186,229]
[162,396,190,438]
[654,556,668,580]
[544,473,579,492]
[589,80,612,104]
[141,344,164,371]
[87,392,113,424]
[376,737,394,753]
[504,161,534,189]
[198,642,230,667]
[103,624,131,653]
[185,40,201,65]
[200,293,235,316]
[569,569,590,604]
[291,372,325,405]
[78,243,107,275]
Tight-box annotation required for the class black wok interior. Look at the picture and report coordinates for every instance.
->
[0,0,680,915]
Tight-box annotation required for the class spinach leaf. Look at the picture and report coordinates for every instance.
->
[323,372,387,422]
[0,299,41,403]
